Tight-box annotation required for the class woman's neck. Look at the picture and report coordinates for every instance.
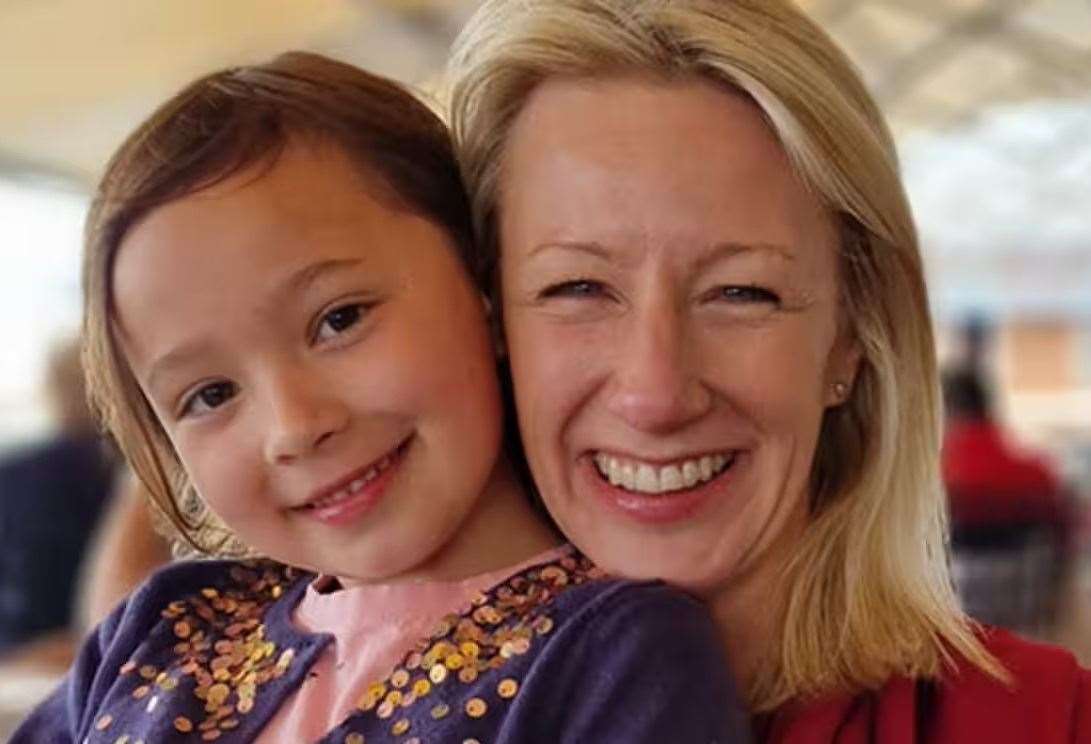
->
[708,567,784,700]
[705,510,807,702]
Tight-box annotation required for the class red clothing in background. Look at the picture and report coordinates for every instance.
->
[942,419,1066,530]
[763,628,1091,743]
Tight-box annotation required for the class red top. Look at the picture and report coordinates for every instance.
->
[762,628,1091,743]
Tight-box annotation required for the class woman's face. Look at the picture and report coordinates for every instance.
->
[498,77,859,594]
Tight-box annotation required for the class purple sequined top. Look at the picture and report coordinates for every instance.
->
[13,552,750,743]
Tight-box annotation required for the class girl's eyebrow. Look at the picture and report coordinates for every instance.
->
[274,257,364,298]
[145,336,215,396]
[145,258,364,393]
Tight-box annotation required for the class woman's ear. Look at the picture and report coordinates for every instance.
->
[824,333,862,407]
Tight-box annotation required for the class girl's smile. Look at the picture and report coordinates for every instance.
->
[289,434,412,526]
[112,140,547,586]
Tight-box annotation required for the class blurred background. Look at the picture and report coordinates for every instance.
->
[1,0,1089,730]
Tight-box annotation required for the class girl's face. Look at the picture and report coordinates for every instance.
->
[114,142,510,584]
[498,77,859,595]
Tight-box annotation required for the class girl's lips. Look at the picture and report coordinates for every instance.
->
[293,437,411,527]
[580,451,742,525]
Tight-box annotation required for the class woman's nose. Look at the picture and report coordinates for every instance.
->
[263,368,349,465]
[603,304,711,433]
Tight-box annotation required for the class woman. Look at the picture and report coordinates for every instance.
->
[446,0,1091,740]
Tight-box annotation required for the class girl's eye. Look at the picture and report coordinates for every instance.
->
[181,381,237,418]
[539,279,608,300]
[315,303,365,342]
[708,285,781,305]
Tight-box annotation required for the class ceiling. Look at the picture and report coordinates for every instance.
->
[2,0,1089,187]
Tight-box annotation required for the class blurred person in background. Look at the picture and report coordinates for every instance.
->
[0,337,117,656]
[942,366,1070,538]
[942,364,1074,635]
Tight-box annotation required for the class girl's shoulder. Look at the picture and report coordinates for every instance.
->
[10,558,316,743]
[326,551,748,744]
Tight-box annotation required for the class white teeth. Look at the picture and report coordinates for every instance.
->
[608,457,622,486]
[594,452,735,495]
[620,462,635,490]
[660,465,683,491]
[635,465,658,492]
[308,448,399,509]
[682,461,700,488]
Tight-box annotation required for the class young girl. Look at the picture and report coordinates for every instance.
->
[14,53,749,743]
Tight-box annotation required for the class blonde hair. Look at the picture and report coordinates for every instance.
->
[447,0,1004,710]
[83,52,477,555]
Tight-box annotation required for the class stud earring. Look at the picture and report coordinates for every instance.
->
[832,381,849,400]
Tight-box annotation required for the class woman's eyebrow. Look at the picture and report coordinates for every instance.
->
[527,241,612,261]
[696,241,798,271]
[527,240,797,268]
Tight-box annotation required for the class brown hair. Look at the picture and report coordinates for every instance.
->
[84,51,478,554]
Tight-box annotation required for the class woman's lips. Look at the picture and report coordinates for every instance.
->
[582,450,741,525]
[293,437,411,527]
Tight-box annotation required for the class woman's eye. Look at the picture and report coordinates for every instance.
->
[709,285,781,305]
[315,303,365,341]
[539,279,608,300]
[181,381,237,418]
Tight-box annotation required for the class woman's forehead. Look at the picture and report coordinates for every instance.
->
[498,76,834,267]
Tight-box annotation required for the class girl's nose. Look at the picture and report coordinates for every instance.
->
[263,369,349,465]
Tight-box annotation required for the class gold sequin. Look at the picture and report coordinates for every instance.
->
[174,716,194,733]
[465,697,488,718]
[430,702,450,719]
[119,660,136,675]
[376,700,395,719]
[391,669,410,689]
[498,677,519,699]
[201,730,222,741]
[391,718,411,735]
[344,734,365,744]
[95,715,113,731]
[429,664,448,684]
[412,678,432,697]
[139,665,157,680]
[458,666,479,684]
